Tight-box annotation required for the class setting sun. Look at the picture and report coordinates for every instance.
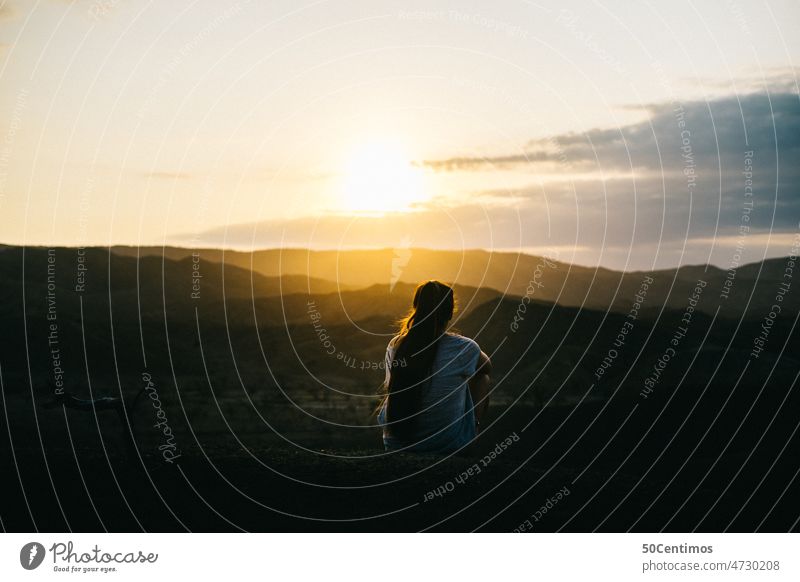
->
[340,140,426,213]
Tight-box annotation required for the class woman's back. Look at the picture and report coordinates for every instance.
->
[379,332,481,453]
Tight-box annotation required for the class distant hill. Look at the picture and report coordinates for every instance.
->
[0,246,349,299]
[2,244,796,412]
[0,246,506,401]
[0,246,500,329]
[109,245,799,318]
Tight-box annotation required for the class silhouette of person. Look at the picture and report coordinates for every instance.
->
[377,280,491,453]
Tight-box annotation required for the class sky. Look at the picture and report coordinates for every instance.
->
[0,0,798,270]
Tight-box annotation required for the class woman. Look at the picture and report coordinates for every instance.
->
[377,280,492,453]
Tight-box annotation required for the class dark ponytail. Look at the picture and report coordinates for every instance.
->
[385,280,455,439]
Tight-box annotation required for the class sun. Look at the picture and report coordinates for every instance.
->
[340,140,426,213]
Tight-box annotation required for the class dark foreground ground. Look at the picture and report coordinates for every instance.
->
[2,247,799,531]
[2,399,798,533]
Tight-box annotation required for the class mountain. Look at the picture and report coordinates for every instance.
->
[2,244,796,418]
[109,245,798,318]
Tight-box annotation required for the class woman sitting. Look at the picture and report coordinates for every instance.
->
[377,280,491,453]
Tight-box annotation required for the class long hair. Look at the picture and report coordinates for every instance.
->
[384,280,455,439]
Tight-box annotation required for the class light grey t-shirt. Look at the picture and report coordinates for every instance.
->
[378,332,481,453]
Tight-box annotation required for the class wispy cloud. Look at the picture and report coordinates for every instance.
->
[699,67,800,97]
[415,150,566,172]
[420,89,800,175]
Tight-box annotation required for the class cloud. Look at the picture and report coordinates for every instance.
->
[699,67,800,96]
[420,90,800,176]
[415,150,565,172]
[179,87,800,271]
[174,181,797,271]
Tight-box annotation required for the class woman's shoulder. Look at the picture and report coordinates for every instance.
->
[443,332,480,352]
